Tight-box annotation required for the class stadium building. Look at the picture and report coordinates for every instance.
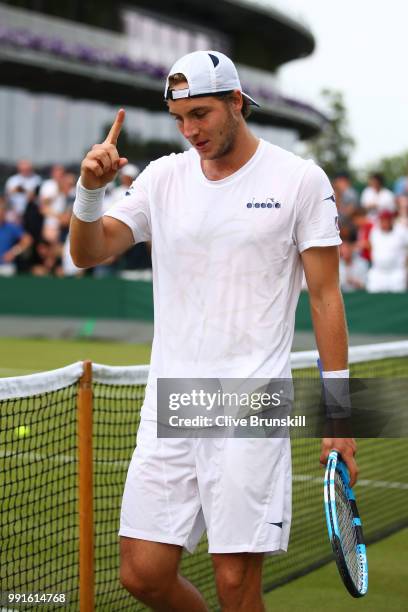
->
[0,0,325,169]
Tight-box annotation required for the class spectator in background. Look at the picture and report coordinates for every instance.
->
[5,160,42,222]
[39,164,67,243]
[109,164,140,205]
[361,172,395,218]
[393,169,408,227]
[0,197,33,276]
[333,171,360,217]
[30,239,63,276]
[394,170,408,198]
[61,173,83,277]
[339,240,368,291]
[350,208,374,263]
[367,210,408,292]
[59,172,76,240]
[333,171,360,241]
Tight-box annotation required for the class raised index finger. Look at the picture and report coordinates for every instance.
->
[105,108,125,145]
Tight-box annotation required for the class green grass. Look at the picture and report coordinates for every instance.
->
[0,337,151,376]
[265,527,408,611]
[1,339,407,610]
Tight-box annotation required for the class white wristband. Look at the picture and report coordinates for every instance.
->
[73,179,106,222]
[322,369,349,378]
[322,370,351,416]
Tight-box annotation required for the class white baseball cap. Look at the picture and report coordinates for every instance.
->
[164,50,260,108]
[120,163,140,179]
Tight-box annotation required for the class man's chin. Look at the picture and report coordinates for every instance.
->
[195,146,223,161]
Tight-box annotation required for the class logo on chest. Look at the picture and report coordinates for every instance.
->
[246,197,282,209]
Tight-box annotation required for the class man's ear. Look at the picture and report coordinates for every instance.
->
[232,90,244,114]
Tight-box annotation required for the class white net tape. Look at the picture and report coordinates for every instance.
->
[0,341,407,400]
[0,362,83,401]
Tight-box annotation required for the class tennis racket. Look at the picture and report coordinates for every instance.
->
[324,449,368,597]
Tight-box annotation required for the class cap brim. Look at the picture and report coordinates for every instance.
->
[242,92,260,108]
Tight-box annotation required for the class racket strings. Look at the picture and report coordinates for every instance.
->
[335,472,360,585]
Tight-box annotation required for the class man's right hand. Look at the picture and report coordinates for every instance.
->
[80,109,128,190]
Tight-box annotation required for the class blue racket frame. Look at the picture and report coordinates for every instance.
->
[324,450,368,597]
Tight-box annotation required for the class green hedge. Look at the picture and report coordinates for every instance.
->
[0,277,407,334]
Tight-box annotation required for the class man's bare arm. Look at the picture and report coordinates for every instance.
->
[70,109,134,268]
[302,246,347,371]
[302,246,358,487]
[70,216,134,268]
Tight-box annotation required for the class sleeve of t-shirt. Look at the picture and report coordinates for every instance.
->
[5,176,17,193]
[103,165,152,244]
[294,162,341,253]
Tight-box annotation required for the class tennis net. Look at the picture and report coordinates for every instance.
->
[0,341,407,610]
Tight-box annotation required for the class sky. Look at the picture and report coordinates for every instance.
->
[254,0,407,168]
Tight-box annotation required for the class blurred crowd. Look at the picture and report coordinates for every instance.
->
[334,171,408,292]
[0,159,150,278]
[1,159,408,291]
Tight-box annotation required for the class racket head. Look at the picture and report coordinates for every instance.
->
[324,450,368,597]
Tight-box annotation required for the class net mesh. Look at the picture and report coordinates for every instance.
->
[0,385,79,610]
[0,344,407,610]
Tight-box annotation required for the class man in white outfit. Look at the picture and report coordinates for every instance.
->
[367,210,408,292]
[361,172,396,218]
[70,51,357,611]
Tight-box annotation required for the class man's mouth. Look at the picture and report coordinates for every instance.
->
[194,140,210,150]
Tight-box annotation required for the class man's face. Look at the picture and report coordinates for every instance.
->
[168,86,242,160]
[17,160,33,177]
[379,216,393,232]
[51,165,65,182]
[333,177,348,193]
[369,177,381,192]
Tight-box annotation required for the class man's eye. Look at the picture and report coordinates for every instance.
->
[194,112,206,119]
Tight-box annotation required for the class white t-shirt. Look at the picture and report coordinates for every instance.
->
[339,256,369,291]
[361,186,396,213]
[370,224,408,271]
[5,173,42,216]
[104,139,341,420]
[40,179,67,229]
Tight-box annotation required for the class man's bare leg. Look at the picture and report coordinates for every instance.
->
[212,552,265,612]
[120,537,208,611]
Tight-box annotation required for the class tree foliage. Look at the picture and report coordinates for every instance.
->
[367,150,408,185]
[304,89,355,179]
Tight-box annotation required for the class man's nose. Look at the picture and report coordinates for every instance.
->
[182,119,199,139]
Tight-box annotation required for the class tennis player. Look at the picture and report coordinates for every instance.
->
[70,51,358,611]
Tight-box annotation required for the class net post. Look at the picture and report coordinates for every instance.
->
[78,360,94,612]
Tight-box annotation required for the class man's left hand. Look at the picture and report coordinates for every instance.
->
[320,437,358,487]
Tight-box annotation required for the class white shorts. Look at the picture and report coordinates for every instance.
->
[119,418,292,554]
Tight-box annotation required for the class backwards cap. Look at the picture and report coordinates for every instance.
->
[164,50,259,107]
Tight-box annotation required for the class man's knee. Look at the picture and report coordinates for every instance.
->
[119,537,181,602]
[213,553,263,606]
[215,565,246,602]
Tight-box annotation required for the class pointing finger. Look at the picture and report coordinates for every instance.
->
[105,108,125,145]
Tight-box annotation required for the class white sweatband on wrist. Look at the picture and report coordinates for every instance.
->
[322,369,349,378]
[73,179,106,222]
[322,370,351,417]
